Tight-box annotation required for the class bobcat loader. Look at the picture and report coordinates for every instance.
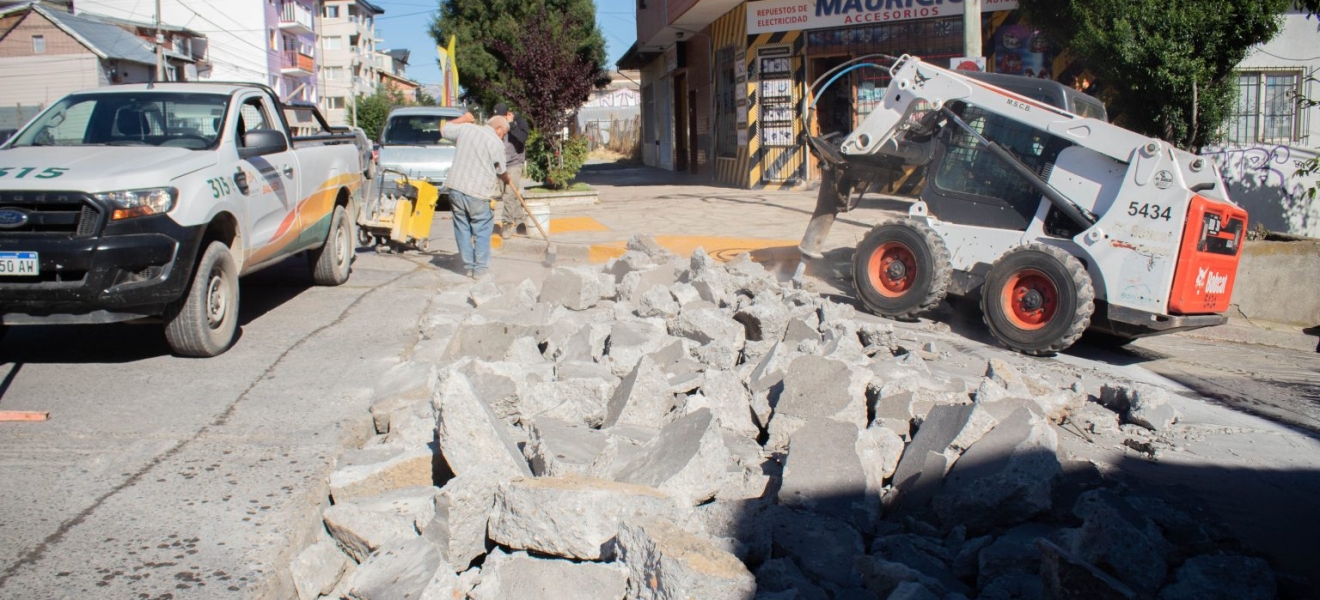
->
[799,55,1247,355]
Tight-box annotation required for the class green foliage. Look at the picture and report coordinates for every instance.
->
[430,0,608,110]
[525,131,589,190]
[415,88,438,107]
[353,87,396,141]
[1017,0,1290,150]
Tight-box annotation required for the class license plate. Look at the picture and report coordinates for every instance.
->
[0,251,39,276]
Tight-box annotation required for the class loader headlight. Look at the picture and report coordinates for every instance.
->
[94,187,177,220]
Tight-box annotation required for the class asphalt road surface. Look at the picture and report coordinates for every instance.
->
[0,248,452,600]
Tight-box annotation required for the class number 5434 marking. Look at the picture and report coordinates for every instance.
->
[1128,202,1172,221]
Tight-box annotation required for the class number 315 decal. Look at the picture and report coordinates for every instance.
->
[1128,202,1173,221]
[0,167,69,179]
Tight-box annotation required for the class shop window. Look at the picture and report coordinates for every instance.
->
[715,46,738,158]
[1225,70,1303,144]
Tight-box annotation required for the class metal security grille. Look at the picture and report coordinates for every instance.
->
[1226,70,1302,144]
[0,192,103,237]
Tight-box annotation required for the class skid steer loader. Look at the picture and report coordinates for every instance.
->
[799,55,1248,355]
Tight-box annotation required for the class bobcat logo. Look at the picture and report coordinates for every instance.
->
[1196,267,1208,290]
[1195,267,1228,294]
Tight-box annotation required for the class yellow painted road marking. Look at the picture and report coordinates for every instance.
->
[550,216,609,233]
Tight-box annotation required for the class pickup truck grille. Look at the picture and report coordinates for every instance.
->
[0,191,103,237]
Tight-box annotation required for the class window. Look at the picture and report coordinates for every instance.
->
[326,96,346,109]
[1226,70,1302,144]
[324,66,343,80]
[32,35,45,54]
[165,65,178,81]
[324,5,339,18]
[714,46,738,158]
[269,29,277,50]
[323,36,342,50]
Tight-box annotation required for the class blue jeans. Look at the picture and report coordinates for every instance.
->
[448,189,493,273]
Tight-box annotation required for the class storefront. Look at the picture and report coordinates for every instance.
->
[625,0,1069,189]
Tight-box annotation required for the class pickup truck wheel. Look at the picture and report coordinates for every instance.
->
[982,244,1095,356]
[165,241,239,358]
[852,219,951,320]
[311,205,353,286]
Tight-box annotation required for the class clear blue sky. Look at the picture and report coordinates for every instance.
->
[370,0,639,87]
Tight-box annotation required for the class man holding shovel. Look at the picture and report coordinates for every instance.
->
[494,102,531,236]
[441,110,510,279]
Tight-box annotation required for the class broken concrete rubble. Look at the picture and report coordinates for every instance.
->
[299,252,1284,600]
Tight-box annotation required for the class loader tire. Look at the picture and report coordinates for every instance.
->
[982,244,1094,356]
[852,219,951,320]
[310,205,353,286]
[165,241,239,358]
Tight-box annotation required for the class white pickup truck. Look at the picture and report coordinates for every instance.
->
[0,82,362,356]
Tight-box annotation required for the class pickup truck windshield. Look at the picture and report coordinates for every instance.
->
[9,92,230,150]
[381,115,455,146]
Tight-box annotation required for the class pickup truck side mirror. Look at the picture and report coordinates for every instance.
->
[238,129,288,159]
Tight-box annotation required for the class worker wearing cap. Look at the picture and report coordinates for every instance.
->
[441,111,510,279]
[494,102,531,235]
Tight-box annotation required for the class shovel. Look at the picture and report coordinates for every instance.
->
[509,185,557,266]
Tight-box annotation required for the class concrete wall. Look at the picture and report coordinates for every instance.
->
[1201,10,1320,239]
[1231,239,1320,328]
[0,54,102,105]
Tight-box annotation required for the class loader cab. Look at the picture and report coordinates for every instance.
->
[921,74,1106,236]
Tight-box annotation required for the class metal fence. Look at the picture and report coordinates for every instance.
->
[580,114,641,156]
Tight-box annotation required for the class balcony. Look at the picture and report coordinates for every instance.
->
[281,50,315,76]
[279,2,315,34]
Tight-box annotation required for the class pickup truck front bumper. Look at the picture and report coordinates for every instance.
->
[0,203,204,324]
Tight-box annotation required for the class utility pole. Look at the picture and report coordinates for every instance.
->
[962,0,982,62]
[154,0,165,80]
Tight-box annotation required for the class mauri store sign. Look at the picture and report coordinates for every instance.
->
[747,0,1018,34]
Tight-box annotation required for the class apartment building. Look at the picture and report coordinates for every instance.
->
[79,0,320,103]
[319,0,384,125]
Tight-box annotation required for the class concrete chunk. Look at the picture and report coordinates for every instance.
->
[433,372,533,479]
[767,507,865,589]
[369,361,438,434]
[291,533,351,600]
[856,424,904,493]
[487,475,693,560]
[539,266,608,310]
[345,537,447,600]
[323,486,436,563]
[890,404,975,506]
[617,517,756,600]
[329,444,435,504]
[616,408,734,505]
[768,355,871,452]
[1158,554,1277,600]
[604,320,675,376]
[521,377,613,427]
[525,417,611,477]
[779,419,876,528]
[934,408,1061,533]
[469,548,629,600]
[419,466,500,571]
[605,355,679,428]
[699,369,758,437]
[1037,539,1137,600]
[668,306,747,367]
[638,283,681,318]
[443,319,547,362]
[1127,383,1179,432]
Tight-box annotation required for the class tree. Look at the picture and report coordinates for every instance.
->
[415,87,438,107]
[353,87,399,141]
[429,0,608,110]
[1018,0,1291,150]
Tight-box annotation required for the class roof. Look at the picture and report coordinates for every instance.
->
[0,4,156,65]
[386,48,410,64]
[616,42,658,71]
[387,106,466,118]
[357,0,385,16]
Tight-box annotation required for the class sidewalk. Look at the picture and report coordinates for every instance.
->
[434,161,1318,353]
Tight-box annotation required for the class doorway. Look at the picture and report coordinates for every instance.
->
[810,56,853,139]
[688,89,699,175]
[674,73,689,172]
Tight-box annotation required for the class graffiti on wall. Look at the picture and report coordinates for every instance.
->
[1202,144,1320,238]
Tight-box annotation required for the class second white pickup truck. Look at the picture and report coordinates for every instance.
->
[0,82,363,356]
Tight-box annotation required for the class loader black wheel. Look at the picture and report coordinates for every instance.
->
[852,219,951,320]
[165,241,239,357]
[310,205,353,286]
[982,244,1094,356]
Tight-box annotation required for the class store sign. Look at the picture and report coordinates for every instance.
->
[747,0,1019,34]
